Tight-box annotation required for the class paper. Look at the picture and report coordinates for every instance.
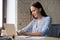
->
[16,35,31,38]
[15,36,46,40]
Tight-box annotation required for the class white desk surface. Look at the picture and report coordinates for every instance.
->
[15,36,60,40]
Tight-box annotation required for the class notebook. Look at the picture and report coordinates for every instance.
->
[4,24,17,38]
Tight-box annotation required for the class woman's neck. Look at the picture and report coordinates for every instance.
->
[36,16,43,28]
[37,15,42,20]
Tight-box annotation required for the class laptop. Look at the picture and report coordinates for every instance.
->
[4,24,17,38]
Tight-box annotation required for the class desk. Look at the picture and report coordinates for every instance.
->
[15,36,60,40]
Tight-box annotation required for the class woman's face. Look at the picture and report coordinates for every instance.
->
[30,6,41,18]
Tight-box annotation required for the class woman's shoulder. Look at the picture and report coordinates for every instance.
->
[42,16,52,22]
[44,16,52,20]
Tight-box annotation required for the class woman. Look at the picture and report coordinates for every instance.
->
[17,2,52,36]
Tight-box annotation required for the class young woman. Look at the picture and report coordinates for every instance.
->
[17,2,52,36]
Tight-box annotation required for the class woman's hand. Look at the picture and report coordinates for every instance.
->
[17,30,28,36]
[17,30,24,35]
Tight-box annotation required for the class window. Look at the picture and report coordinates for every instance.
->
[0,0,3,28]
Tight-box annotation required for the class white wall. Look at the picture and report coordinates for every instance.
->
[0,0,3,27]
[7,0,18,31]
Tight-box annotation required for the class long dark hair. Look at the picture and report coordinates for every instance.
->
[30,2,48,17]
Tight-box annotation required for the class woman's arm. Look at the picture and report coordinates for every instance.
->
[21,19,35,32]
[17,30,42,36]
[40,17,52,36]
[22,32,42,36]
[17,19,35,35]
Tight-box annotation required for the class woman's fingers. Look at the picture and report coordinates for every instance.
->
[17,30,24,35]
